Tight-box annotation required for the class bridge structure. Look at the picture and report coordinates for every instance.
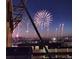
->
[7,0,72,59]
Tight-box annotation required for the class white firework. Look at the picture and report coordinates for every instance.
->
[34,10,53,31]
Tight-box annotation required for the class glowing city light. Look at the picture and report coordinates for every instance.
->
[16,34,19,37]
[34,10,53,31]
[52,37,56,41]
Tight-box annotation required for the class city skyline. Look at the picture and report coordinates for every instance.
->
[12,0,72,38]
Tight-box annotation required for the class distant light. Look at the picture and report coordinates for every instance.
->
[52,37,56,41]
[52,37,56,42]
[16,34,19,37]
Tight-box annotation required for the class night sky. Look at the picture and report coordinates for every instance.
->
[12,0,72,38]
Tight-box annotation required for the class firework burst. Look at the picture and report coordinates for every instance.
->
[34,10,53,31]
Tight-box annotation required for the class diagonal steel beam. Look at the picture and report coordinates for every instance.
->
[21,0,52,59]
